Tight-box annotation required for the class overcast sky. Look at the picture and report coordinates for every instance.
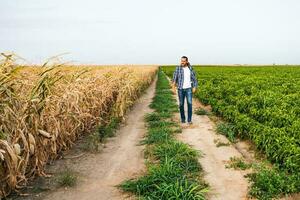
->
[1,0,300,65]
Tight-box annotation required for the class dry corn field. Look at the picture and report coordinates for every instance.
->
[0,55,158,198]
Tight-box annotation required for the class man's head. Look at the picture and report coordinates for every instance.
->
[180,56,189,66]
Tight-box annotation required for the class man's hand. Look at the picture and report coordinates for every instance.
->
[192,87,196,93]
[171,82,176,94]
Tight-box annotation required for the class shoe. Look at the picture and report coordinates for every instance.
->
[188,121,193,125]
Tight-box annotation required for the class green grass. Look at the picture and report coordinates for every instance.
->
[153,141,202,173]
[121,158,208,199]
[148,120,177,129]
[120,68,209,199]
[194,108,208,115]
[225,156,252,170]
[246,166,300,200]
[98,116,122,141]
[80,116,122,152]
[213,139,230,147]
[80,131,102,152]
[216,122,237,143]
[0,131,7,140]
[56,168,77,187]
[141,127,175,145]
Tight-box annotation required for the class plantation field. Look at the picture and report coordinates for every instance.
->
[162,65,300,199]
[0,57,158,198]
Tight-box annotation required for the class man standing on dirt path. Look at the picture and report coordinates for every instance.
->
[171,56,198,124]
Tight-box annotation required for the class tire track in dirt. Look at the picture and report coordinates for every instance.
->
[168,77,250,200]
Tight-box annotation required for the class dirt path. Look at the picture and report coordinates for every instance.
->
[37,75,157,200]
[170,87,250,200]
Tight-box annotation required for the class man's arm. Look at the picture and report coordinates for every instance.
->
[190,66,198,93]
[172,66,178,86]
[192,71,198,88]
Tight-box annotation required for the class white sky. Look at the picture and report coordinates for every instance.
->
[1,0,300,64]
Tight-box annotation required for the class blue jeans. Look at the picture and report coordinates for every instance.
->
[177,87,192,123]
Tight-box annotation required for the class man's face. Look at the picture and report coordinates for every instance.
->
[180,58,188,66]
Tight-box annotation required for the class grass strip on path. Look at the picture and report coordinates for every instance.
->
[119,68,209,200]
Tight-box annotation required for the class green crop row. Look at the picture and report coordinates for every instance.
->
[162,65,300,199]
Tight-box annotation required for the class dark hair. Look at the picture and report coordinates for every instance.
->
[181,56,188,61]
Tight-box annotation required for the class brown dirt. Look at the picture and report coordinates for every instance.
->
[173,96,250,200]
[16,75,157,200]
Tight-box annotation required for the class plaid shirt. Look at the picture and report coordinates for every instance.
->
[172,64,198,89]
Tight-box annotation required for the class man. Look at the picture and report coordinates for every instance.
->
[171,56,198,124]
